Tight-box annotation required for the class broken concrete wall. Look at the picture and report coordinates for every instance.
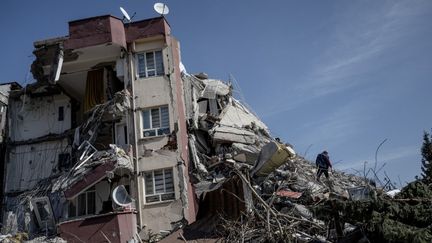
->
[4,139,69,193]
[181,74,278,177]
[141,199,184,236]
[218,100,268,131]
[3,191,65,236]
[168,36,197,224]
[8,93,71,142]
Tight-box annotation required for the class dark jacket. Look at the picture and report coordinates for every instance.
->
[316,153,332,169]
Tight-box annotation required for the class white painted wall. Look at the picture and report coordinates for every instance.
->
[9,93,71,142]
[4,138,69,192]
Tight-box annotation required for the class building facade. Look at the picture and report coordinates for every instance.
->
[2,15,196,241]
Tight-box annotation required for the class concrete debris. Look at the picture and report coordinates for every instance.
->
[2,212,18,235]
[210,126,257,145]
[201,79,231,99]
[52,144,132,196]
[276,189,303,199]
[251,141,296,177]
[181,73,407,242]
[181,72,432,242]
[24,236,67,243]
[347,186,372,201]
[0,232,29,243]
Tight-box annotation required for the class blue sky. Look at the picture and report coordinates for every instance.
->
[1,1,431,185]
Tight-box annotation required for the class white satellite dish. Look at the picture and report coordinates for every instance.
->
[112,185,133,207]
[154,3,170,15]
[120,7,131,22]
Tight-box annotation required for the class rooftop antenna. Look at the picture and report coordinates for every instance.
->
[154,3,170,16]
[120,7,135,23]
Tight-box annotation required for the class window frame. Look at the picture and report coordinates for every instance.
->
[137,50,165,78]
[143,168,175,204]
[31,197,55,229]
[67,186,96,218]
[141,105,170,138]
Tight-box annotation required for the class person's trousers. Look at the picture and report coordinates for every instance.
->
[316,167,329,180]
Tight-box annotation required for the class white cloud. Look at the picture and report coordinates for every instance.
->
[261,1,431,118]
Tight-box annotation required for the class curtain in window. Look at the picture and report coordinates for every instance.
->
[84,69,105,112]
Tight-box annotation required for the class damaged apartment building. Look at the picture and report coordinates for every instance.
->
[1,15,197,242]
[1,14,296,242]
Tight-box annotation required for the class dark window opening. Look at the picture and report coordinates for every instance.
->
[123,125,128,144]
[58,106,64,121]
[58,153,71,171]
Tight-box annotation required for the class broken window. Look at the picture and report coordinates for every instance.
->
[137,50,164,78]
[67,186,96,218]
[31,197,55,229]
[144,168,175,203]
[142,105,170,137]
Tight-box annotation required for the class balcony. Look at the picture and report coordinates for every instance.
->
[59,211,137,243]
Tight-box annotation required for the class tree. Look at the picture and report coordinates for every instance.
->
[421,131,432,183]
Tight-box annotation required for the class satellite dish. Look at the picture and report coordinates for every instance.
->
[112,185,133,207]
[154,3,170,15]
[120,7,131,22]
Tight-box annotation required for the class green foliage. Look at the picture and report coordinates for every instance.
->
[313,181,432,242]
[421,131,432,183]
[397,180,432,199]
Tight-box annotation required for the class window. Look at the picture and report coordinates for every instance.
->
[142,105,170,137]
[58,106,64,121]
[68,186,96,218]
[144,168,175,203]
[137,50,164,78]
[31,197,55,229]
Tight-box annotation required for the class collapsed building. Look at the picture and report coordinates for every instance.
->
[2,13,431,243]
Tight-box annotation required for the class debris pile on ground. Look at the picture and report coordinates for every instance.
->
[213,157,432,243]
[176,73,432,243]
[213,156,370,243]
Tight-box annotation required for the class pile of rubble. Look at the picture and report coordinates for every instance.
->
[175,73,432,243]
[189,154,432,242]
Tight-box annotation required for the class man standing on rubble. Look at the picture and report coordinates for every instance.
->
[316,151,332,182]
